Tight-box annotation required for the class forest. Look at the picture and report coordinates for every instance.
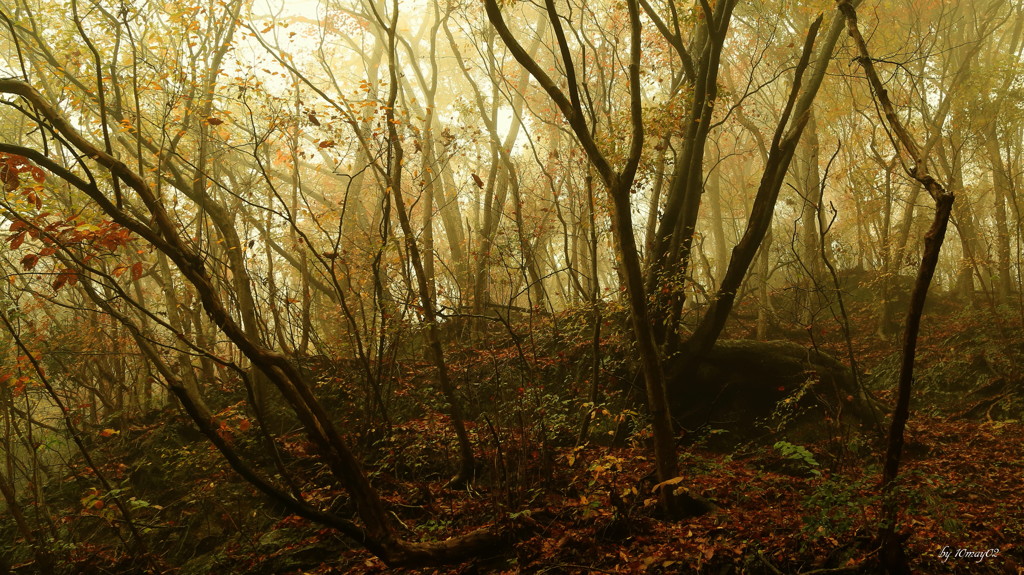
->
[0,0,1021,572]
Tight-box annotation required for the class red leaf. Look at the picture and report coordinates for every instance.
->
[318,140,335,148]
[52,269,77,291]
[9,231,25,250]
[131,262,143,281]
[207,117,224,125]
[20,254,38,270]
[1,164,18,192]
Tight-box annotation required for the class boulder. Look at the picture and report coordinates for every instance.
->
[667,340,876,445]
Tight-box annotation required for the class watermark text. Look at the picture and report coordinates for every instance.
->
[939,546,1000,563]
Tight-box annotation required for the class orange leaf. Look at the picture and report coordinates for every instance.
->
[131,262,144,281]
[318,140,336,148]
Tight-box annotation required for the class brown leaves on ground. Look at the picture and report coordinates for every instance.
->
[313,417,1020,575]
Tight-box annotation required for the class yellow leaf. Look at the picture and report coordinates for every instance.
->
[651,476,684,493]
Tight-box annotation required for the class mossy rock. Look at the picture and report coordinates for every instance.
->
[667,340,876,445]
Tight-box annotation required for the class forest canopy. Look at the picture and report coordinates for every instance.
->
[0,0,1021,572]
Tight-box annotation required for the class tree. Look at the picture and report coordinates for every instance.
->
[483,0,865,514]
[0,0,1020,570]
[839,2,956,571]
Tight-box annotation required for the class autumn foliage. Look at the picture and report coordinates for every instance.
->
[0,0,1022,573]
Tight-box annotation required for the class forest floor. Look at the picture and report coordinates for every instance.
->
[263,418,1024,575]
[4,303,1023,574]
[58,411,1016,574]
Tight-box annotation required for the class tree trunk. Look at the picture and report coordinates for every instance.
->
[839,4,956,572]
[986,124,1014,302]
[383,16,475,485]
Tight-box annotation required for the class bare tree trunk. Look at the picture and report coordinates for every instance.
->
[755,228,773,340]
[156,252,210,415]
[380,7,475,485]
[685,13,828,358]
[647,0,737,348]
[445,14,545,319]
[706,156,729,289]
[986,125,1015,302]
[578,173,602,443]
[484,0,714,517]
[797,109,822,325]
[840,4,956,573]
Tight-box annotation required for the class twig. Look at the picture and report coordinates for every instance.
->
[537,564,618,574]
[758,551,785,575]
[800,565,864,575]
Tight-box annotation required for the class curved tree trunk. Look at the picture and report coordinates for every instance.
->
[0,79,502,568]
[839,4,956,573]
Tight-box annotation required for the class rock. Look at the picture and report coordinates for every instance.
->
[667,340,876,445]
